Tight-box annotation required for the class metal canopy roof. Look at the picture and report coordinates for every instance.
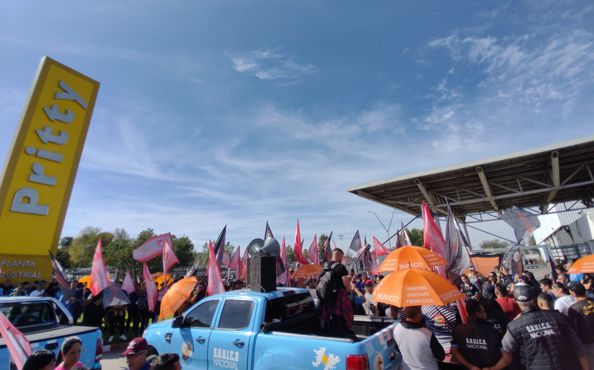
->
[349,135,594,222]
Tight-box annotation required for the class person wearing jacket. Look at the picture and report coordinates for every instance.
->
[393,306,445,370]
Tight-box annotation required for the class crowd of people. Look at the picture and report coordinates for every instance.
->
[7,251,594,370]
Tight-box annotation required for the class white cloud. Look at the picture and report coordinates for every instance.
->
[229,49,315,81]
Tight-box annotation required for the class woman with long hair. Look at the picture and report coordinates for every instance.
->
[55,336,83,370]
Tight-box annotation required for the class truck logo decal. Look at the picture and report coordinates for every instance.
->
[213,347,240,370]
[312,347,340,370]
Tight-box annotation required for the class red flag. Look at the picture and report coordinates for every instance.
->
[372,236,390,256]
[307,235,319,265]
[90,239,110,296]
[207,241,226,296]
[294,220,309,264]
[222,251,231,266]
[422,202,447,277]
[239,247,249,280]
[49,250,72,300]
[143,263,158,312]
[162,239,180,277]
[121,271,135,295]
[0,311,32,369]
[229,246,241,271]
[133,233,174,263]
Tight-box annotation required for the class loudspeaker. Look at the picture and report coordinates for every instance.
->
[248,255,276,292]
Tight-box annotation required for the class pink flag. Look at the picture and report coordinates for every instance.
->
[133,233,174,262]
[222,251,231,267]
[207,241,226,296]
[422,201,447,277]
[0,311,32,370]
[372,237,390,256]
[294,220,309,265]
[239,247,249,280]
[49,250,72,300]
[162,239,180,276]
[143,263,158,312]
[277,237,290,286]
[307,235,319,265]
[121,271,135,295]
[229,246,241,270]
[90,239,110,296]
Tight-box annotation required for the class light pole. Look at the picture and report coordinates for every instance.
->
[368,209,396,248]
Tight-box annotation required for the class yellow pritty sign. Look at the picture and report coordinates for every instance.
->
[0,57,99,281]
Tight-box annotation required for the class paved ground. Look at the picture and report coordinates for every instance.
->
[101,346,127,370]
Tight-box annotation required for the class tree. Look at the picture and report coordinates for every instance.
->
[286,245,295,264]
[480,239,510,251]
[60,237,73,247]
[68,227,103,267]
[408,228,424,246]
[56,246,71,269]
[104,230,136,281]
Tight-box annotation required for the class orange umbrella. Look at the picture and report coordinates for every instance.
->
[372,269,464,307]
[379,245,447,272]
[292,264,322,279]
[151,273,173,286]
[569,254,594,274]
[79,275,91,287]
[158,277,198,321]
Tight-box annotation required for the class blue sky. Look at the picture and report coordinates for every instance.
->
[1,1,593,251]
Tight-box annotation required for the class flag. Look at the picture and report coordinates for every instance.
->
[239,246,249,280]
[323,232,333,262]
[90,239,110,296]
[133,233,174,263]
[546,248,558,281]
[422,202,447,278]
[265,221,274,239]
[372,237,390,257]
[48,251,71,301]
[444,206,472,277]
[307,235,319,265]
[502,206,541,243]
[355,244,372,273]
[207,241,226,296]
[396,222,412,247]
[277,237,290,286]
[348,231,362,256]
[121,271,135,295]
[213,226,227,267]
[229,246,241,271]
[293,220,309,265]
[222,251,231,267]
[162,240,180,277]
[142,263,158,312]
[503,244,524,276]
[0,311,32,370]
[185,258,200,278]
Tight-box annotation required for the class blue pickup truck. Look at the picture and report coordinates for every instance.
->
[0,297,103,370]
[144,287,401,370]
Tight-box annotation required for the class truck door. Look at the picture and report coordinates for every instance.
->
[168,299,220,370]
[208,299,254,370]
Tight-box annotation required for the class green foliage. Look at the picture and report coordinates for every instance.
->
[480,239,510,251]
[59,237,73,247]
[56,246,71,269]
[408,228,424,246]
[286,245,295,263]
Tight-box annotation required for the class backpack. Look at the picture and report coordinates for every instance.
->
[316,262,338,302]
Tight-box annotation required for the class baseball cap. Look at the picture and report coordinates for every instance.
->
[122,337,148,356]
[513,284,536,302]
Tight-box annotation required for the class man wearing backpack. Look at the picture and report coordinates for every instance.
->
[317,248,351,337]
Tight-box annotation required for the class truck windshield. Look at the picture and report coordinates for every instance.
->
[265,293,314,323]
[0,302,57,329]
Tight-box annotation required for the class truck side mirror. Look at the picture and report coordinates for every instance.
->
[172,315,184,328]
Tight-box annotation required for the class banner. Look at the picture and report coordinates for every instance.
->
[143,263,158,312]
[470,255,502,277]
[162,239,180,277]
[0,57,99,282]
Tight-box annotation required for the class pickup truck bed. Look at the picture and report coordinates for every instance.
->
[145,287,402,370]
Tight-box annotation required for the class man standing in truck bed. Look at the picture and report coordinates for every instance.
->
[318,248,352,337]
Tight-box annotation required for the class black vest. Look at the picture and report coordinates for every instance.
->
[507,309,580,370]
